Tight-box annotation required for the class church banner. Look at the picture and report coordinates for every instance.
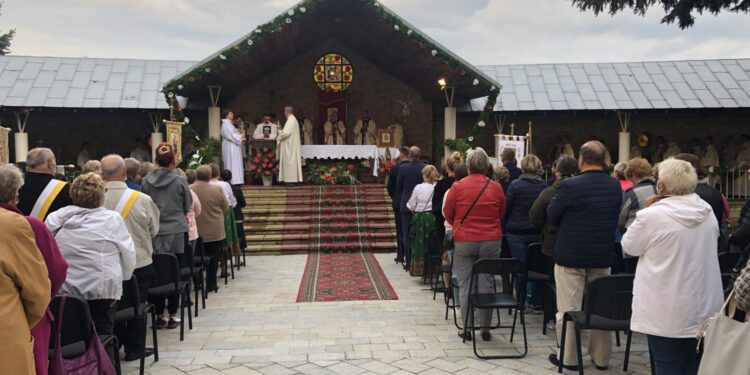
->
[495,134,527,164]
[165,120,183,164]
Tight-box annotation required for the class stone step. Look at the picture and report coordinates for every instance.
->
[245,207,393,215]
[246,231,396,242]
[244,213,394,223]
[244,222,395,231]
[241,198,392,207]
[245,241,397,253]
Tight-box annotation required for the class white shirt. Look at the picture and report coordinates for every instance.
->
[46,206,136,300]
[210,180,237,208]
[442,188,453,231]
[253,122,278,140]
[407,182,435,213]
[621,194,723,338]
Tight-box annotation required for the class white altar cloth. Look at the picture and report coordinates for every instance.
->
[300,145,399,176]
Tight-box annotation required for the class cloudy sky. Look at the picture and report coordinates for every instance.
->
[4,0,749,65]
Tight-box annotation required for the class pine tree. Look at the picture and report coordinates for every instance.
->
[0,2,15,55]
[572,0,750,28]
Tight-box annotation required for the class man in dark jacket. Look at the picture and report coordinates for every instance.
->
[501,148,522,183]
[387,147,410,264]
[17,148,73,220]
[395,146,425,269]
[546,141,622,370]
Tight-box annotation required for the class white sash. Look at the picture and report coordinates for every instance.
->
[30,179,67,220]
[114,188,140,219]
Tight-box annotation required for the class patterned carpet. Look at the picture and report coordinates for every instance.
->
[297,251,398,302]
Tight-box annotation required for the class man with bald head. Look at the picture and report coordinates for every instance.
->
[546,140,622,370]
[394,146,424,268]
[17,147,73,220]
[101,154,160,361]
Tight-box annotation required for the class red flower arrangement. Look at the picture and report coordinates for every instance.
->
[247,141,278,178]
[378,148,400,177]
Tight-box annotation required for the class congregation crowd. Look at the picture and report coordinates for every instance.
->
[389,142,750,374]
[1,143,248,374]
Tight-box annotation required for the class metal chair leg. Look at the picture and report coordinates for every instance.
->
[623,329,633,371]
[150,307,159,362]
[575,324,584,375]
[558,315,568,373]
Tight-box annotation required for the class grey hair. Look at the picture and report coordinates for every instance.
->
[101,154,126,178]
[26,147,54,168]
[466,147,490,174]
[657,158,697,196]
[613,162,628,179]
[124,158,140,178]
[520,154,543,175]
[0,164,24,202]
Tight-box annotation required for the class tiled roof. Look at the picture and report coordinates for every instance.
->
[0,55,195,109]
[465,59,750,112]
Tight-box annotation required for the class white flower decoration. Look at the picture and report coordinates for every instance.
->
[468,136,474,142]
[194,135,200,141]
[247,39,253,46]
[473,79,479,86]
[300,6,307,13]
[177,84,183,90]
[477,121,485,128]
[219,54,226,60]
[167,92,174,98]
[431,50,437,56]
[192,153,200,160]
[407,29,413,35]
[287,9,294,16]
[255,29,262,33]
[205,67,211,73]
[490,85,496,91]
[374,2,380,7]
[394,25,400,31]
[184,117,190,124]
[285,17,292,24]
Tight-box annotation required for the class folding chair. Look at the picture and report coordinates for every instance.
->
[115,277,158,374]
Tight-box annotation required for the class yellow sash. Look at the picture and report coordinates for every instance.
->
[114,189,140,219]
[31,179,67,220]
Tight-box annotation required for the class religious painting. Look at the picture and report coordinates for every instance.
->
[313,53,354,92]
[378,129,394,148]
[165,120,183,164]
[495,134,527,165]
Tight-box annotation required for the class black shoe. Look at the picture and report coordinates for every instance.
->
[394,257,403,264]
[594,362,608,371]
[481,332,491,341]
[124,348,154,362]
[548,354,579,371]
[458,331,472,340]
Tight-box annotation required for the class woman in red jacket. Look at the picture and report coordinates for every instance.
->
[443,147,506,341]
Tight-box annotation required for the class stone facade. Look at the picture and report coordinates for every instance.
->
[227,38,435,156]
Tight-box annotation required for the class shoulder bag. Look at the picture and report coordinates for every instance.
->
[697,289,750,375]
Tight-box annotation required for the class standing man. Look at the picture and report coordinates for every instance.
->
[546,141,622,371]
[354,111,377,145]
[387,147,410,264]
[501,148,522,183]
[278,106,303,184]
[324,110,346,145]
[253,114,279,140]
[297,109,314,145]
[395,146,425,270]
[101,154,160,362]
[17,147,73,220]
[124,158,142,191]
[220,110,244,185]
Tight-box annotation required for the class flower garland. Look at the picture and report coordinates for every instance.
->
[166,97,220,169]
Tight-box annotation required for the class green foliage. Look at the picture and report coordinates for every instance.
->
[444,87,500,153]
[0,2,15,55]
[572,0,750,28]
[304,162,361,185]
[168,96,219,170]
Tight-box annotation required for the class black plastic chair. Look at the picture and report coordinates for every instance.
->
[558,274,635,375]
[148,253,191,341]
[193,237,214,303]
[424,229,443,287]
[181,240,204,317]
[49,294,121,375]
[115,277,158,374]
[719,252,741,273]
[524,243,556,334]
[465,258,528,360]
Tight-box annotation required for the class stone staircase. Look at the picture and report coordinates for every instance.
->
[241,185,397,254]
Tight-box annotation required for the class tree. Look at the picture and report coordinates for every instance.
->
[0,2,15,55]
[572,0,750,28]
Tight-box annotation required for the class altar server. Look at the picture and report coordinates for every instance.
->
[253,114,279,140]
[297,109,315,145]
[324,110,346,145]
[220,111,245,185]
[354,111,377,145]
[278,106,303,184]
[387,117,405,148]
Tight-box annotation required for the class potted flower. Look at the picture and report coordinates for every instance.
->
[247,141,278,186]
[378,148,400,184]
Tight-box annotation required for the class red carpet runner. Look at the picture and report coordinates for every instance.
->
[297,251,399,302]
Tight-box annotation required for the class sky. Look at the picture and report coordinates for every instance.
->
[3,0,750,65]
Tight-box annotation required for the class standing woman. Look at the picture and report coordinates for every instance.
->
[433,152,463,251]
[443,148,506,341]
[407,165,439,276]
[220,110,245,185]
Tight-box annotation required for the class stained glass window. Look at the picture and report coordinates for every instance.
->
[313,53,353,92]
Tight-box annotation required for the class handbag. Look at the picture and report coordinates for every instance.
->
[735,260,750,312]
[697,290,750,375]
[442,179,491,253]
[50,295,116,375]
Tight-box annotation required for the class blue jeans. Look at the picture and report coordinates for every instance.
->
[647,335,700,375]
[506,232,541,304]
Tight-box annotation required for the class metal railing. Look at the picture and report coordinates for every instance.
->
[709,168,750,199]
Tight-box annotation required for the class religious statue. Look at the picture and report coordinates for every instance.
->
[386,116,405,148]
[221,110,245,185]
[323,109,346,145]
[278,106,303,184]
[353,111,378,145]
[297,109,314,145]
[253,114,279,140]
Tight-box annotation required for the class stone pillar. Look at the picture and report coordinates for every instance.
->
[151,132,162,161]
[444,107,456,160]
[14,132,28,163]
[208,106,220,141]
[0,126,9,164]
[619,132,630,164]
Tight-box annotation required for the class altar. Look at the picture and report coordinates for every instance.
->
[301,145,399,177]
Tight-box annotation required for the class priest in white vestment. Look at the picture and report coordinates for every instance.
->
[702,136,720,168]
[324,110,346,145]
[387,118,405,148]
[221,111,245,185]
[354,112,377,145]
[297,109,314,145]
[253,114,279,140]
[278,106,303,183]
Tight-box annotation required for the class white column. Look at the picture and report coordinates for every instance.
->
[14,132,28,163]
[151,132,162,161]
[444,107,456,159]
[208,106,220,141]
[618,132,630,164]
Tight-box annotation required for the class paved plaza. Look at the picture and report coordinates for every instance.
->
[124,253,652,375]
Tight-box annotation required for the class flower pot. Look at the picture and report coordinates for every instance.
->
[262,175,273,186]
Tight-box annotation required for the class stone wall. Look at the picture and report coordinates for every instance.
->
[457,108,750,165]
[227,38,435,155]
[1,108,208,165]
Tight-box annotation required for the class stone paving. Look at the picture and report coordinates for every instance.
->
[124,253,652,374]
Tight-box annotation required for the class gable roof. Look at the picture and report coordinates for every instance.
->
[163,0,500,105]
[464,58,750,112]
[0,55,194,109]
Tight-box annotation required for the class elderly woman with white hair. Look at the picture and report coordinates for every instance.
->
[443,147,506,341]
[621,158,723,375]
